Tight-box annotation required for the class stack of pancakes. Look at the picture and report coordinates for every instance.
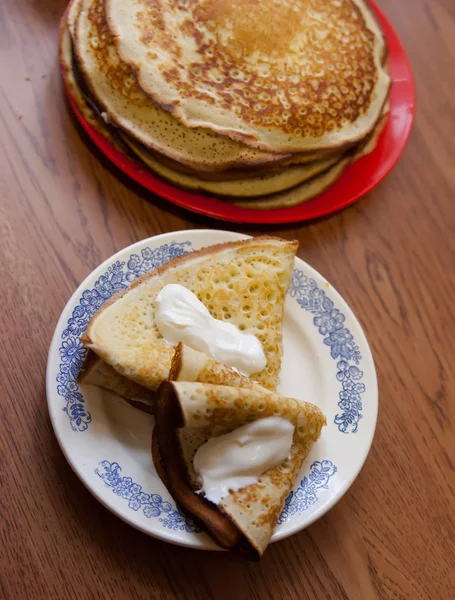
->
[60,0,391,210]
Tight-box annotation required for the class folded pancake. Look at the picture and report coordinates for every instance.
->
[170,343,264,390]
[77,341,262,414]
[78,349,155,414]
[81,237,297,391]
[106,0,391,153]
[153,381,326,558]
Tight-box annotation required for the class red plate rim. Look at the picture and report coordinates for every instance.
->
[66,0,415,225]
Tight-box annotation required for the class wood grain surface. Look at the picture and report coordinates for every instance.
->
[1,1,454,598]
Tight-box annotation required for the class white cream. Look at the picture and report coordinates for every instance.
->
[155,284,266,376]
[193,417,294,504]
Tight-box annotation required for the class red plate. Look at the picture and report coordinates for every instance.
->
[66,1,415,224]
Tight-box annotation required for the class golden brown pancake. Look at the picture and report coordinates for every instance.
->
[59,0,101,136]
[78,349,155,412]
[59,0,128,153]
[153,381,326,558]
[105,0,391,152]
[62,1,391,209]
[124,136,340,198]
[81,237,297,391]
[169,343,264,389]
[233,107,390,210]
[77,341,264,415]
[61,22,342,187]
[73,0,306,172]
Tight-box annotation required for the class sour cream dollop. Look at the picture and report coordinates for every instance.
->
[193,417,294,504]
[155,284,266,376]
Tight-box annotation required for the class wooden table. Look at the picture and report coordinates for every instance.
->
[1,1,454,598]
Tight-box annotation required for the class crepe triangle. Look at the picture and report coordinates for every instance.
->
[81,237,297,391]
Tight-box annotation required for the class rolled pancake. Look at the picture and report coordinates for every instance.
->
[81,237,297,391]
[153,381,326,558]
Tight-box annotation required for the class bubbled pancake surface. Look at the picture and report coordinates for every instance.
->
[83,237,297,391]
[105,0,390,152]
[234,103,390,209]
[74,0,305,172]
[158,382,326,556]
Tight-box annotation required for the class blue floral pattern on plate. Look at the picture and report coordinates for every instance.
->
[56,242,192,431]
[290,270,365,433]
[278,460,337,524]
[96,459,336,528]
[95,461,200,532]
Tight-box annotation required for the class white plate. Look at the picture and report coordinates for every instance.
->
[47,230,378,550]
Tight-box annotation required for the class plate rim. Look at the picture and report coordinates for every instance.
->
[46,230,378,549]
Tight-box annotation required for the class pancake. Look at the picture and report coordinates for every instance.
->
[74,0,329,173]
[105,0,391,152]
[234,159,350,209]
[61,24,341,187]
[77,341,263,414]
[78,349,155,412]
[59,0,101,135]
[152,381,326,558]
[234,107,390,210]
[134,142,345,181]
[170,343,263,389]
[62,8,290,179]
[124,136,340,198]
[62,6,388,210]
[355,101,389,159]
[59,1,129,153]
[81,237,298,391]
[61,18,347,210]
